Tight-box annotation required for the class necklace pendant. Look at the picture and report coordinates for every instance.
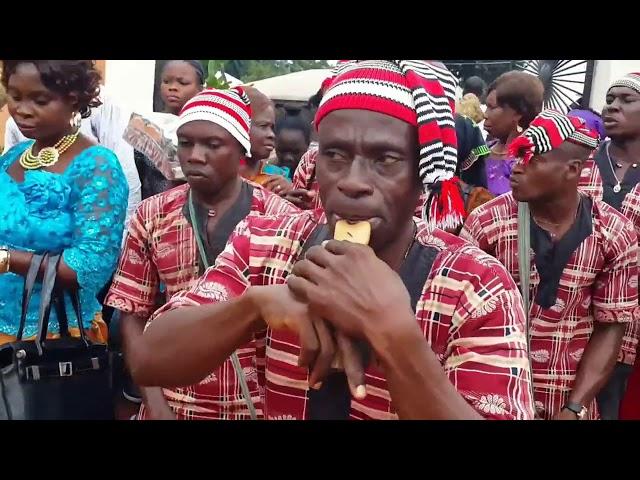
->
[39,147,60,167]
[615,162,623,169]
[613,183,622,193]
[207,210,216,218]
[633,164,638,168]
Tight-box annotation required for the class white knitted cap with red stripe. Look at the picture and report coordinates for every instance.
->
[176,87,252,157]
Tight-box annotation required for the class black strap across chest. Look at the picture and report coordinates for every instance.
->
[299,224,438,420]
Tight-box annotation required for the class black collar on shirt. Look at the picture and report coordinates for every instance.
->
[530,195,593,309]
[594,141,640,211]
[182,181,254,274]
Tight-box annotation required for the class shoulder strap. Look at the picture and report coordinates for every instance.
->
[188,190,258,420]
[307,226,438,420]
[186,183,255,273]
[517,201,536,411]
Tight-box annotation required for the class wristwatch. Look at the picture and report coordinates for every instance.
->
[563,402,588,419]
[0,247,10,274]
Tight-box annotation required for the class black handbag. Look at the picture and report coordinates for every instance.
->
[0,252,113,420]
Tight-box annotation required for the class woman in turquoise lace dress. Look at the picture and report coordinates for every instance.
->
[0,60,128,345]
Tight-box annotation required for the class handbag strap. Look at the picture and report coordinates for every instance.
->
[188,191,258,420]
[18,253,47,340]
[517,201,536,408]
[54,288,89,346]
[35,254,63,354]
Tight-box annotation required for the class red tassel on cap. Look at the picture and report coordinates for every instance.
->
[425,177,466,231]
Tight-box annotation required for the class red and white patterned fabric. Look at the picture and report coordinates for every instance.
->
[461,193,640,419]
[105,181,298,420]
[579,151,640,366]
[148,211,536,420]
[315,60,465,231]
[291,146,322,210]
[176,87,252,156]
[509,110,600,165]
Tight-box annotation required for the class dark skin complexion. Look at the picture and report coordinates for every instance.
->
[602,86,640,180]
[133,110,483,419]
[120,120,245,420]
[483,89,523,154]
[240,103,291,195]
[275,127,309,173]
[285,188,317,210]
[160,61,203,115]
[4,62,96,289]
[510,142,625,420]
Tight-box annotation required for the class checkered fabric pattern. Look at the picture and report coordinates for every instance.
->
[149,210,535,420]
[461,193,640,419]
[580,148,640,366]
[105,181,298,420]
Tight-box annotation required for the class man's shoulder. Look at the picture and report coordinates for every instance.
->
[135,183,189,221]
[470,192,517,220]
[244,208,322,243]
[246,179,300,215]
[421,226,518,290]
[592,197,636,240]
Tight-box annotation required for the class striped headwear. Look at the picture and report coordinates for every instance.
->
[508,109,600,164]
[315,60,465,230]
[609,72,640,95]
[176,87,252,156]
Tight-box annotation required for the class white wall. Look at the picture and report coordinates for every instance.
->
[104,60,156,114]
[590,60,640,112]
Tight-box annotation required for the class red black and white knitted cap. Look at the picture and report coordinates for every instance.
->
[176,87,252,157]
[315,60,464,230]
[609,72,640,95]
[508,109,600,164]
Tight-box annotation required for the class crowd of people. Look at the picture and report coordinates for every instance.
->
[1,58,640,420]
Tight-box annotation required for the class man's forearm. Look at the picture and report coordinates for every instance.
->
[369,314,482,420]
[131,291,264,388]
[568,322,625,407]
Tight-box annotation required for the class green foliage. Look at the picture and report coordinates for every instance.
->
[203,60,332,83]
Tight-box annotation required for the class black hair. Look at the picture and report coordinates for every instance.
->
[463,76,487,100]
[308,87,324,109]
[163,60,205,85]
[2,60,102,118]
[275,114,311,145]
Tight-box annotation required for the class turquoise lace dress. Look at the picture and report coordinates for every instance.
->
[0,141,128,338]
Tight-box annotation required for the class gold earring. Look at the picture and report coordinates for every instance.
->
[70,112,82,131]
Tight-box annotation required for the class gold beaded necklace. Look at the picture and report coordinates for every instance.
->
[19,131,80,170]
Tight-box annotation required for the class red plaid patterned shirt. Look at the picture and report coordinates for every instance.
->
[105,180,298,419]
[291,147,323,211]
[579,150,640,366]
[292,146,426,217]
[149,210,535,420]
[460,193,639,419]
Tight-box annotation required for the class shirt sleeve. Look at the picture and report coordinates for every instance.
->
[147,216,254,322]
[63,147,129,297]
[459,208,493,254]
[104,203,159,317]
[291,147,317,190]
[436,248,535,420]
[592,215,640,324]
